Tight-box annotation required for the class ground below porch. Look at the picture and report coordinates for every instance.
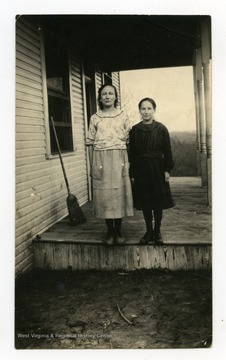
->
[15,268,212,349]
[33,177,212,271]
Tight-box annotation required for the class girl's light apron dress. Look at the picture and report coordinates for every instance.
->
[87,109,134,219]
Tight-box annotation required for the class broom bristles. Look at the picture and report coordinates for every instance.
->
[67,194,86,226]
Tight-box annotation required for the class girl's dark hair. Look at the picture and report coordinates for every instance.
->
[97,84,119,110]
[138,97,157,110]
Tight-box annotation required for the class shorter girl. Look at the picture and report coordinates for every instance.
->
[129,97,174,244]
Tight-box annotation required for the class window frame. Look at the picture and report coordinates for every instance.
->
[40,30,75,159]
[103,72,112,85]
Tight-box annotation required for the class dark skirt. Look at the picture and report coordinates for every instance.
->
[132,157,174,211]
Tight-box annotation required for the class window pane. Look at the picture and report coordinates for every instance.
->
[50,125,73,154]
[48,95,71,124]
[44,31,73,154]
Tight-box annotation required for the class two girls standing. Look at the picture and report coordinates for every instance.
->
[87,85,174,245]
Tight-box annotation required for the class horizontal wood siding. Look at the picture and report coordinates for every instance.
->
[70,55,89,205]
[16,18,88,274]
[95,70,102,102]
[112,72,121,107]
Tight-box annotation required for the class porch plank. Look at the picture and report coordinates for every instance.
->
[33,177,211,270]
[35,177,211,245]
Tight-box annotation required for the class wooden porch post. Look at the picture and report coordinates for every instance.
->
[193,65,201,177]
[196,48,208,188]
[201,17,212,205]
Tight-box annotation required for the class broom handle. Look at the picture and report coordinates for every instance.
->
[50,116,71,195]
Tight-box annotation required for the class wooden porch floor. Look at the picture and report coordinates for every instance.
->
[36,177,211,246]
[33,177,211,271]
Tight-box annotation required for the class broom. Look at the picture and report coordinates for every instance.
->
[50,116,86,226]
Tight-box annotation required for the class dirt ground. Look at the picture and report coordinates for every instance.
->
[15,268,212,350]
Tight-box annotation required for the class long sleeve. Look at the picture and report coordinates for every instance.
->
[128,128,136,178]
[86,115,96,146]
[162,126,174,173]
[124,112,131,144]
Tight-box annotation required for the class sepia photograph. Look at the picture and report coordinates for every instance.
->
[13,14,213,351]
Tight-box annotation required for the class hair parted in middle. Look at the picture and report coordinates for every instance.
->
[97,84,119,110]
[138,97,157,110]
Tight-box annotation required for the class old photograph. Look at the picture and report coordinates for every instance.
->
[14,14,212,350]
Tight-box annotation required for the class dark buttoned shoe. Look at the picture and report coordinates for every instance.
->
[153,231,163,244]
[114,231,125,245]
[104,231,114,245]
[140,232,153,245]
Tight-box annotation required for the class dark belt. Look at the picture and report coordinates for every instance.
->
[137,151,164,159]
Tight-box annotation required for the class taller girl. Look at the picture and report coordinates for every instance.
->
[86,84,134,245]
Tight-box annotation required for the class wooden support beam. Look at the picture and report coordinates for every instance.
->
[33,241,211,271]
[201,17,212,204]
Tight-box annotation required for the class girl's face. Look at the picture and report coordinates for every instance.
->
[100,86,116,109]
[139,100,156,122]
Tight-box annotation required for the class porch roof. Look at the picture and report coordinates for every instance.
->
[22,15,209,72]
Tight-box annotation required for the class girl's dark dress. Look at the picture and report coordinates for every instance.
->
[129,120,174,210]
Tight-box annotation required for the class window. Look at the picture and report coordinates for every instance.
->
[103,72,112,85]
[44,32,73,154]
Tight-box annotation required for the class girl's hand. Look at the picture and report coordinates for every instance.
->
[130,177,135,184]
[165,171,170,182]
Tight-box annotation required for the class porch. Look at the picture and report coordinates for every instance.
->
[33,177,211,271]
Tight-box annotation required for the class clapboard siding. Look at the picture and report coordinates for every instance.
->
[16,178,64,203]
[16,34,40,56]
[16,178,87,213]
[16,168,86,195]
[16,50,41,69]
[16,195,66,234]
[16,29,40,49]
[15,18,89,274]
[16,124,45,133]
[16,91,44,105]
[16,163,72,184]
[16,18,44,273]
[16,201,66,238]
[16,108,44,118]
[16,132,45,144]
[16,74,43,91]
[70,55,88,202]
[16,69,42,87]
[16,43,41,64]
[112,72,121,106]
[16,116,44,126]
[16,20,40,40]
[95,70,102,93]
[16,169,87,210]
[16,140,45,150]
[16,155,46,167]
[16,59,42,78]
[16,148,44,158]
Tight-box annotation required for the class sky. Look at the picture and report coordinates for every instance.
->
[120,66,196,132]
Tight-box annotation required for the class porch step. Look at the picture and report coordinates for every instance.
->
[33,241,211,271]
[33,177,211,271]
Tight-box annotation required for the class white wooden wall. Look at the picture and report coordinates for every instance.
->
[95,69,102,104]
[16,18,88,274]
[69,55,89,205]
[112,72,121,107]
